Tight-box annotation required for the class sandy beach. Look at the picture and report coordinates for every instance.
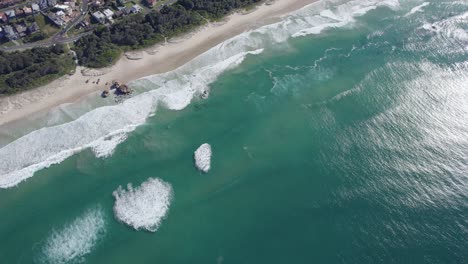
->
[0,0,317,127]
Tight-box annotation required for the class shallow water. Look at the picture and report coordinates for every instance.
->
[1,0,467,263]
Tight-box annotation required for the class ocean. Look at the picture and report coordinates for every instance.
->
[1,0,467,263]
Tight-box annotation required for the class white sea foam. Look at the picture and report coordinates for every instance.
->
[38,206,106,264]
[113,178,173,232]
[0,0,401,189]
[404,2,429,17]
[292,0,400,38]
[194,143,212,172]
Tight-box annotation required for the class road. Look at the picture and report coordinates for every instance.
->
[0,0,89,52]
[0,0,181,52]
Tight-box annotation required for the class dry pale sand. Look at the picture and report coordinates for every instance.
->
[0,0,317,126]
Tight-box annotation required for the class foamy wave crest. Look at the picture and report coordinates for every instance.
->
[404,2,429,17]
[113,178,173,232]
[37,206,106,264]
[291,0,400,38]
[0,0,401,189]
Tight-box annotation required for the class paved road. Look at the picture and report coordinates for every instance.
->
[0,0,181,52]
[0,31,93,51]
[0,0,33,13]
[0,0,89,52]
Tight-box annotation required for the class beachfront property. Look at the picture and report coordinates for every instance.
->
[92,11,106,24]
[23,6,33,16]
[27,22,40,33]
[103,8,114,21]
[55,4,72,14]
[0,12,7,23]
[15,8,24,17]
[130,4,143,14]
[31,3,40,13]
[14,23,26,37]
[39,0,49,10]
[146,0,157,7]
[5,9,15,19]
[3,24,16,40]
[0,0,22,9]
[47,0,57,8]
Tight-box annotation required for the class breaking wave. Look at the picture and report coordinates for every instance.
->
[113,178,173,232]
[37,206,106,264]
[0,0,401,189]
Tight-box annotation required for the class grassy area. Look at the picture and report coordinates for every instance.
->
[0,41,17,48]
[68,26,86,37]
[34,14,60,37]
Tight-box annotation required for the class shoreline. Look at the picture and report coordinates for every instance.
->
[0,0,317,127]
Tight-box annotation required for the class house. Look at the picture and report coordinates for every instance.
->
[103,9,114,19]
[92,11,106,24]
[54,4,70,11]
[0,26,4,38]
[27,22,40,33]
[65,1,76,9]
[47,0,57,8]
[15,8,24,17]
[54,4,72,15]
[0,12,8,23]
[5,9,15,19]
[31,3,40,13]
[114,10,123,17]
[79,20,90,29]
[23,7,33,16]
[14,23,27,37]
[55,10,65,17]
[0,0,22,8]
[3,24,17,40]
[130,4,142,14]
[39,0,49,10]
[146,0,156,7]
[92,0,103,7]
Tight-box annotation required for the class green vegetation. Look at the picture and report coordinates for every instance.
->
[0,46,75,94]
[75,0,262,68]
[35,14,60,37]
[23,32,48,43]
[0,0,263,94]
[74,4,205,67]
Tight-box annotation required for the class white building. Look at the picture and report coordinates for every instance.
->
[56,10,65,17]
[130,4,142,14]
[92,11,106,24]
[103,9,114,19]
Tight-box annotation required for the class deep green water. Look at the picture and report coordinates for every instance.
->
[1,0,468,263]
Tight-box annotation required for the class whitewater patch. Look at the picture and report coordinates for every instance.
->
[37,206,106,264]
[404,2,429,17]
[194,143,212,172]
[292,0,400,38]
[0,0,401,189]
[113,178,173,232]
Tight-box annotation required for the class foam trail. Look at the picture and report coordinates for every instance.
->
[37,206,106,264]
[0,0,401,189]
[405,2,429,17]
[113,178,173,232]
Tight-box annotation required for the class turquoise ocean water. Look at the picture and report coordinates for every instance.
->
[1,0,467,263]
